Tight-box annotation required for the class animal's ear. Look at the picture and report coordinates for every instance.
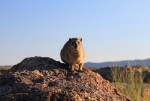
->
[69,38,72,42]
[80,38,82,42]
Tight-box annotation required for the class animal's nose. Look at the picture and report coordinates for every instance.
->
[75,44,77,48]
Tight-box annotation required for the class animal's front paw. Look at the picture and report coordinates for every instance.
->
[78,69,83,72]
[69,66,74,72]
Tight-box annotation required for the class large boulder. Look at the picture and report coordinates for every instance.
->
[0,57,131,101]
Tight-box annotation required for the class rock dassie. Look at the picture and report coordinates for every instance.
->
[60,38,85,71]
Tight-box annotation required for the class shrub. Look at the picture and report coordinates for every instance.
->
[111,66,146,101]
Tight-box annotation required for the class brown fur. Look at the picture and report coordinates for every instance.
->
[60,38,85,71]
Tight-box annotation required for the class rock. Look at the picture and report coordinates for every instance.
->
[0,57,131,101]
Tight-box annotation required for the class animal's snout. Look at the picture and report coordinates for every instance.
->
[74,43,78,48]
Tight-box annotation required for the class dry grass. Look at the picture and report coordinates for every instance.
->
[143,84,150,101]
[111,66,150,101]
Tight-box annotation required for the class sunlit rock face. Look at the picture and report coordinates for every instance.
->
[0,57,131,101]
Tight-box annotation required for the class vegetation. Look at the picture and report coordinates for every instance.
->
[0,66,11,75]
[143,84,150,101]
[111,66,150,101]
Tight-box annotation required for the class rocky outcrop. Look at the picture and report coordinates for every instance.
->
[0,57,131,101]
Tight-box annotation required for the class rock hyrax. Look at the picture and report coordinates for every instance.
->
[60,38,85,71]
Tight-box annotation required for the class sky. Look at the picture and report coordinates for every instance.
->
[0,0,150,65]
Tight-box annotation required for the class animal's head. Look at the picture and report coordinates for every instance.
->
[69,38,83,51]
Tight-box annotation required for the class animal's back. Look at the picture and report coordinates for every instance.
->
[60,41,70,64]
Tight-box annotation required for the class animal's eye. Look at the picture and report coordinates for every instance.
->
[71,42,75,45]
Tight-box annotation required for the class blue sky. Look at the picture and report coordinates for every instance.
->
[0,0,150,65]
